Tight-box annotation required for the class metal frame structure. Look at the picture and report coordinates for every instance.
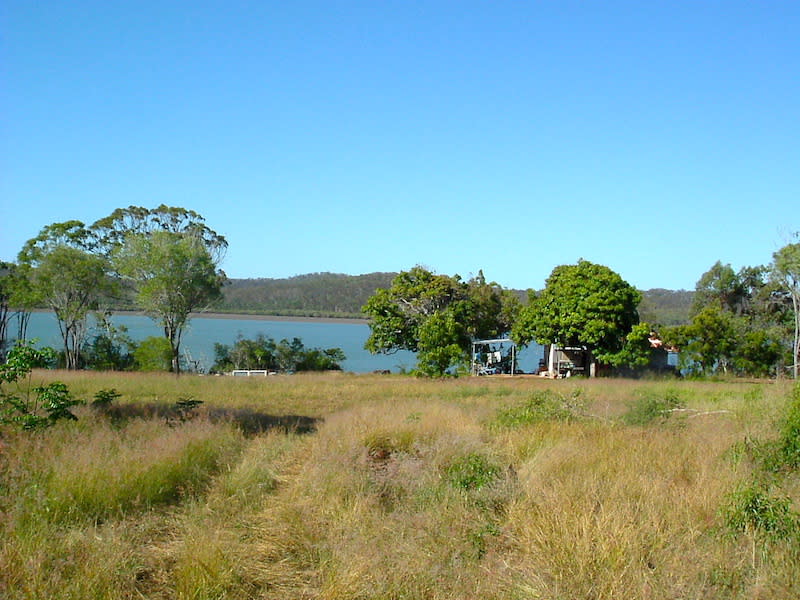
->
[471,338,516,376]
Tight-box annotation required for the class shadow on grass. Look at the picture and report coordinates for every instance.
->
[98,403,321,435]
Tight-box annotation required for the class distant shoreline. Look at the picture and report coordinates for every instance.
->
[30,308,369,325]
[191,312,368,325]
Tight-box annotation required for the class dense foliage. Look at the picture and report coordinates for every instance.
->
[637,288,694,326]
[133,336,173,371]
[512,260,646,368]
[0,262,13,361]
[97,206,228,374]
[2,205,794,380]
[0,266,693,370]
[362,267,520,376]
[17,222,115,369]
[212,334,346,373]
[662,257,794,377]
[772,242,800,378]
[81,317,137,371]
[5,207,228,373]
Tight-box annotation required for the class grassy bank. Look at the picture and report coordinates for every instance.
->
[2,372,798,599]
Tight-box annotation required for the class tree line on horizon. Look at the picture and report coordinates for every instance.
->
[1,206,798,380]
[361,249,800,378]
[219,272,696,325]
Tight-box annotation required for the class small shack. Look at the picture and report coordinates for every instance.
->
[471,338,517,375]
[544,345,594,378]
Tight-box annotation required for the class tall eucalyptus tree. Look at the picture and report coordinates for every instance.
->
[18,222,111,369]
[92,206,227,373]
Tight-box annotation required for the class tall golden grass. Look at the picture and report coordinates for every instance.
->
[1,371,798,598]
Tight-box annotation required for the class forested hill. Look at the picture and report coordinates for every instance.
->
[637,288,695,326]
[217,272,694,324]
[218,272,397,318]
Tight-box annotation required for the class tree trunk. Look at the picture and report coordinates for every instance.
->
[792,292,799,379]
[171,342,181,375]
[0,302,8,362]
[16,311,31,342]
[164,322,182,375]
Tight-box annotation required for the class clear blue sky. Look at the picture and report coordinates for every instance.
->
[2,1,798,292]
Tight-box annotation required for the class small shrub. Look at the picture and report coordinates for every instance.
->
[622,391,685,426]
[776,384,800,470]
[750,384,800,473]
[0,342,81,430]
[446,453,500,491]
[492,389,583,428]
[35,382,81,425]
[467,521,501,559]
[721,481,798,542]
[169,397,204,425]
[364,429,416,459]
[91,388,121,409]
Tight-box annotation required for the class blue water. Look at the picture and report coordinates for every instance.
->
[22,312,543,374]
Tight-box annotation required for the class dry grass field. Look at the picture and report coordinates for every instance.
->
[1,371,798,599]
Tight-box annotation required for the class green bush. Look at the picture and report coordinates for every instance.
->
[0,342,81,430]
[776,384,800,470]
[39,421,244,524]
[750,384,800,473]
[212,334,346,373]
[622,391,685,426]
[722,481,798,542]
[91,388,121,409]
[492,389,583,428]
[82,330,136,370]
[446,453,500,492]
[133,336,172,371]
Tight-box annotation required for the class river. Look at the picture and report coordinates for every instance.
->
[21,311,544,374]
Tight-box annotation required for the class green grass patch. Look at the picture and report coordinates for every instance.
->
[363,429,417,459]
[30,419,244,525]
[491,389,584,428]
[446,452,501,492]
[621,390,685,425]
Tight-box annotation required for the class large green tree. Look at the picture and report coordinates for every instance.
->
[512,260,642,368]
[4,262,40,345]
[112,229,226,373]
[93,205,227,374]
[17,222,112,369]
[692,260,748,316]
[362,266,519,376]
[669,260,791,377]
[92,204,227,262]
[663,306,737,375]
